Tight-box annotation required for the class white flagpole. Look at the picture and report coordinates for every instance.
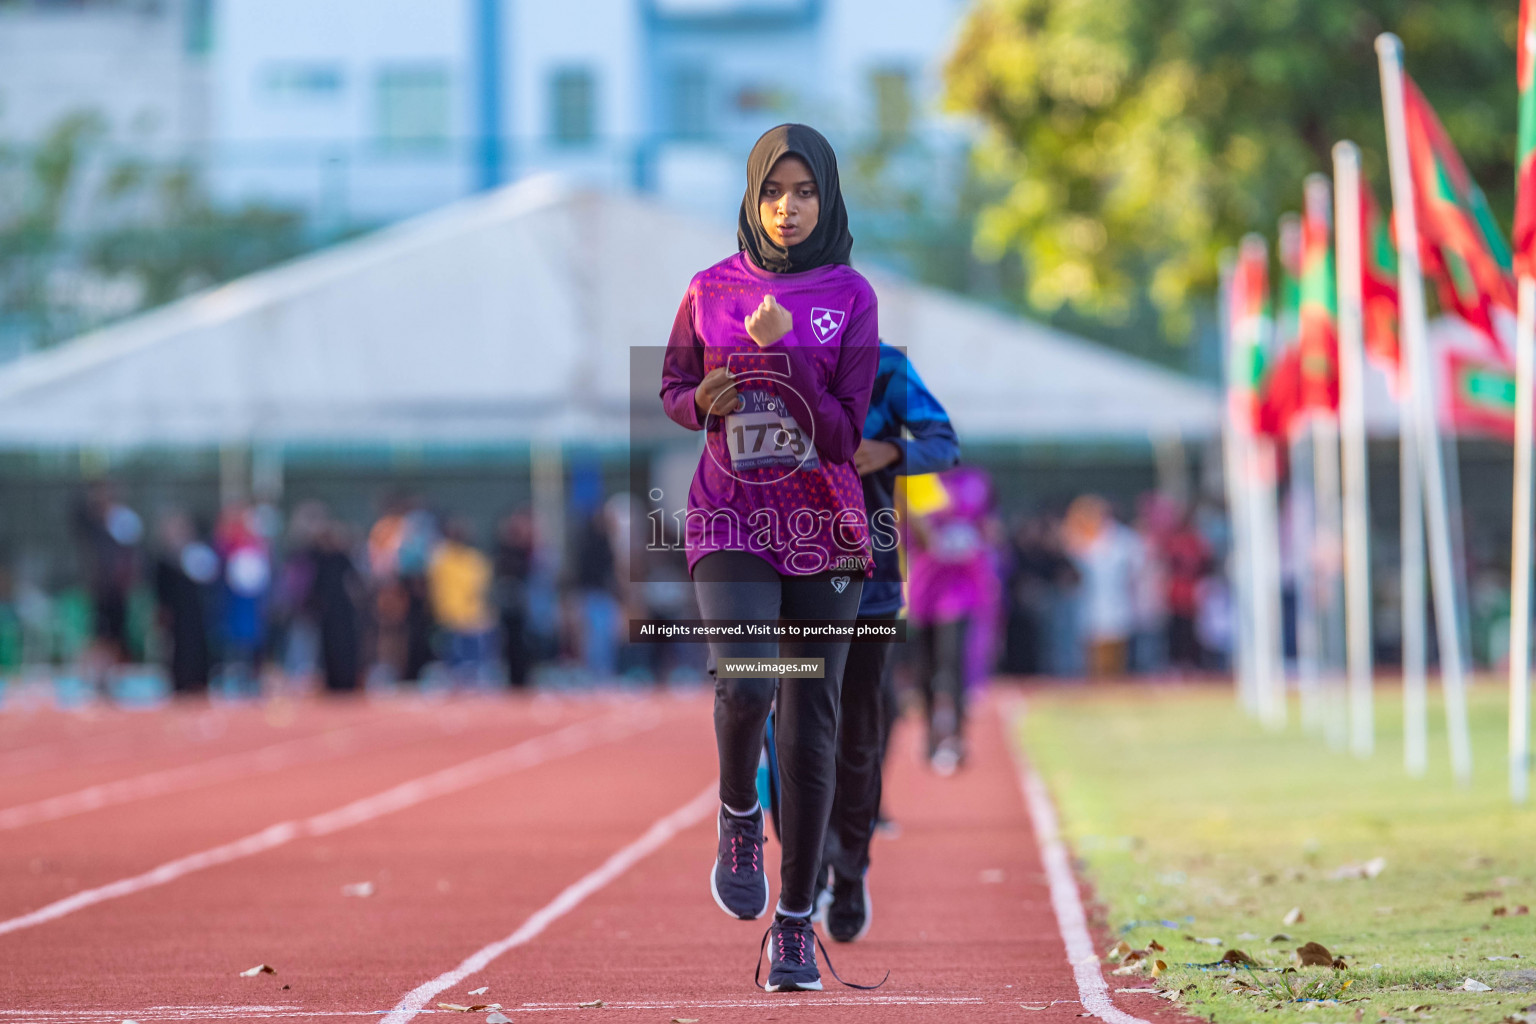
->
[1511,273,1536,803]
[1376,33,1475,786]
[1290,430,1325,733]
[1220,252,1259,716]
[1254,438,1288,729]
[1333,142,1377,759]
[1305,173,1350,752]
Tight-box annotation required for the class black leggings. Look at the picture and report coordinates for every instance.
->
[821,614,896,881]
[692,549,864,916]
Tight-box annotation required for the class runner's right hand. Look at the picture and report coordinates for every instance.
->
[695,367,741,419]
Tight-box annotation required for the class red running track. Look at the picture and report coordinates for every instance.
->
[0,686,1201,1024]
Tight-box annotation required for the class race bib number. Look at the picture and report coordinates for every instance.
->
[725,390,819,471]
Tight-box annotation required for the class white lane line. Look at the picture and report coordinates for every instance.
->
[0,709,660,939]
[0,996,996,1022]
[381,782,718,1024]
[1003,699,1153,1024]
[0,725,377,830]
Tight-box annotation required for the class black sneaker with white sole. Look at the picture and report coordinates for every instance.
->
[755,912,891,993]
[761,914,822,992]
[825,868,872,943]
[710,805,770,920]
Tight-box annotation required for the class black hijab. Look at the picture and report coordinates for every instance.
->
[737,124,853,274]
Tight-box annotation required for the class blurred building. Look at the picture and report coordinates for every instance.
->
[0,0,211,158]
[207,0,970,223]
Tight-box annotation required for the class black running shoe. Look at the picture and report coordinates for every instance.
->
[762,914,822,992]
[710,805,769,920]
[825,867,872,943]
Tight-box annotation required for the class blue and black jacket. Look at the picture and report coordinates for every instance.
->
[858,343,960,617]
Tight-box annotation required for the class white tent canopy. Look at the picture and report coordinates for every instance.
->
[0,176,1221,449]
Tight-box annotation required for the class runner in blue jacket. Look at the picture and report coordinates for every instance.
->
[818,341,959,941]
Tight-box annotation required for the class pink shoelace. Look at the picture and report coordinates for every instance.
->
[729,834,760,875]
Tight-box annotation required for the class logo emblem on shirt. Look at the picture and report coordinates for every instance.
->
[810,308,846,344]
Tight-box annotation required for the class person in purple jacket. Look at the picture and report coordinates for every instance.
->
[660,124,881,993]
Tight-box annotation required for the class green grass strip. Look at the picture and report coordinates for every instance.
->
[1017,684,1535,1024]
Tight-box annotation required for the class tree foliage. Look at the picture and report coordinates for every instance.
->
[945,0,1518,336]
[0,113,308,353]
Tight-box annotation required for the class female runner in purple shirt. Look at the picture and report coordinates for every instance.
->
[659,124,880,992]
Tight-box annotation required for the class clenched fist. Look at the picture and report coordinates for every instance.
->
[744,294,793,348]
[694,367,741,420]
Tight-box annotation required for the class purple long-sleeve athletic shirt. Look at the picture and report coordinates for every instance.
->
[660,252,880,578]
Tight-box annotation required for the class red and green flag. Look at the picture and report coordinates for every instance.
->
[1258,215,1305,438]
[1228,235,1272,433]
[1297,179,1340,416]
[1515,0,1536,277]
[1443,349,1517,439]
[1359,178,1401,387]
[1402,73,1516,353]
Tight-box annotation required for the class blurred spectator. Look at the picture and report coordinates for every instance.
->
[1002,515,1080,676]
[1062,495,1140,678]
[639,547,700,685]
[271,501,326,686]
[428,517,496,688]
[152,510,216,695]
[215,503,272,692]
[1163,507,1213,673]
[307,517,362,693]
[493,509,535,688]
[570,505,620,678]
[73,481,142,681]
[1129,495,1171,674]
[399,504,440,683]
[368,494,412,685]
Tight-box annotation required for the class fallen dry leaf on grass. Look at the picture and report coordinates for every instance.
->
[1271,934,1292,943]
[1461,979,1492,992]
[1464,891,1503,902]
[1148,939,1166,952]
[1296,942,1335,967]
[1516,906,1531,916]
[1150,960,1168,978]
[239,965,276,977]
[1107,940,1134,960]
[1285,907,1306,926]
[1122,950,1148,964]
[1495,907,1510,917]
[1185,935,1224,946]
[577,1001,604,1008]
[1112,964,1144,976]
[1221,949,1258,966]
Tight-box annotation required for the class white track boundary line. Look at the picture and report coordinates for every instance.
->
[0,709,661,939]
[0,723,381,830]
[1004,698,1153,1024]
[381,782,718,1024]
[0,995,995,1022]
